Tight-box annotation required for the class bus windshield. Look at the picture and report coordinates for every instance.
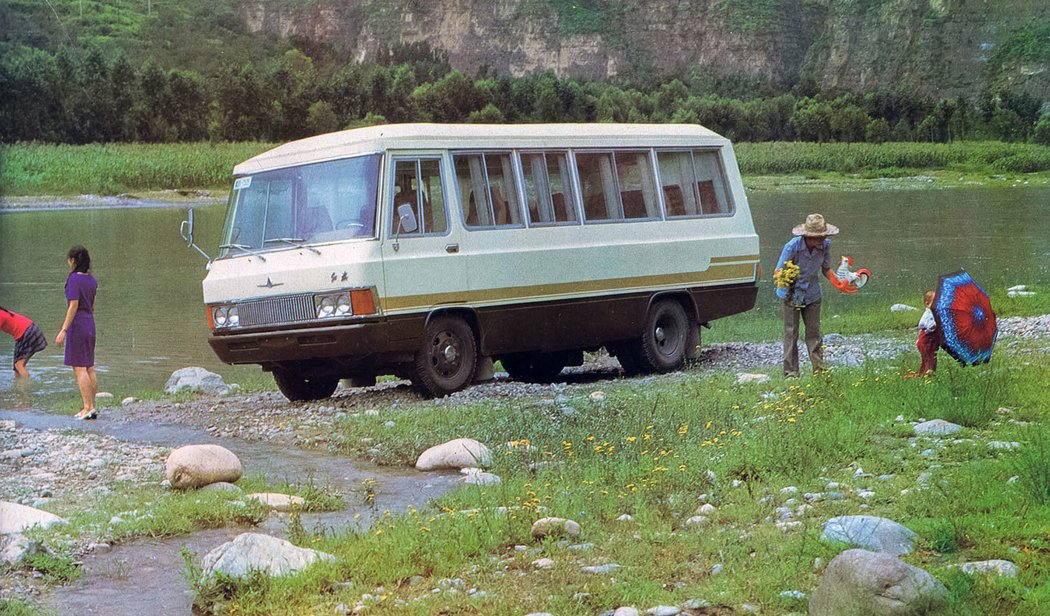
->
[219,154,380,258]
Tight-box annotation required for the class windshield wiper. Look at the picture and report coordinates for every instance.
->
[264,237,321,255]
[219,243,267,262]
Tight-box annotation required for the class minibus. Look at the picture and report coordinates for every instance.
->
[181,123,760,400]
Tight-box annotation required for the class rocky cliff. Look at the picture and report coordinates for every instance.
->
[239,0,1050,98]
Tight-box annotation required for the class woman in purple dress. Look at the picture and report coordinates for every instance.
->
[55,245,98,419]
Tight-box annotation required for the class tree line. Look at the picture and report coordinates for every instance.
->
[3,43,1049,146]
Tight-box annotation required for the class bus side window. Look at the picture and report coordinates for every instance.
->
[455,152,522,229]
[692,150,733,215]
[522,151,577,226]
[657,151,701,218]
[392,158,447,236]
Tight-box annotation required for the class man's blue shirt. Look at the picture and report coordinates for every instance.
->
[776,236,832,305]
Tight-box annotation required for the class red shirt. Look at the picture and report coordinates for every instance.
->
[0,310,32,339]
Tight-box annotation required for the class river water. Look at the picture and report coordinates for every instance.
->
[2,187,1049,402]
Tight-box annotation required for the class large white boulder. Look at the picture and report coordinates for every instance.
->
[165,367,230,395]
[165,444,242,490]
[821,515,917,555]
[415,438,492,471]
[1,533,44,566]
[200,532,334,580]
[0,501,67,534]
[913,420,963,437]
[809,549,948,615]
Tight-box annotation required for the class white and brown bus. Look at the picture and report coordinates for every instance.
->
[181,123,760,400]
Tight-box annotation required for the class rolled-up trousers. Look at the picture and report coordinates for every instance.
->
[783,300,825,377]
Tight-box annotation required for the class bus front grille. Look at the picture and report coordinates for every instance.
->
[239,294,315,326]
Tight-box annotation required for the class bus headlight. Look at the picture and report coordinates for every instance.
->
[336,293,352,316]
[227,306,239,327]
[213,306,229,327]
[313,289,378,320]
[318,296,336,318]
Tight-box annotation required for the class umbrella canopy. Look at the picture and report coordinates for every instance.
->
[932,271,997,366]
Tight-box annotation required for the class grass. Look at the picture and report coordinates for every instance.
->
[182,352,1050,614]
[3,141,1050,197]
[0,142,272,196]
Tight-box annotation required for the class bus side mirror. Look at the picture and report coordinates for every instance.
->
[397,203,418,234]
[180,208,212,261]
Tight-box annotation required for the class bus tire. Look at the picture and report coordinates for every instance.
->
[414,315,478,397]
[273,370,339,402]
[501,352,567,383]
[636,299,690,373]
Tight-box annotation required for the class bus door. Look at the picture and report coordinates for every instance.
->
[380,155,467,317]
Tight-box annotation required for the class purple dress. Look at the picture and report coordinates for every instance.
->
[64,272,97,367]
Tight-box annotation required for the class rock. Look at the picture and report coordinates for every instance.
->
[246,493,306,512]
[200,481,243,493]
[959,560,1018,577]
[165,367,230,395]
[646,607,680,616]
[581,563,620,575]
[684,515,708,527]
[165,444,242,490]
[913,420,962,436]
[1007,290,1036,298]
[200,532,334,580]
[890,304,921,312]
[121,396,136,406]
[616,514,635,522]
[1007,285,1027,292]
[95,392,114,399]
[0,533,43,566]
[461,471,501,486]
[415,438,492,471]
[779,590,806,600]
[987,441,1020,451]
[590,391,606,401]
[821,515,917,555]
[614,608,640,616]
[531,517,581,539]
[697,503,716,514]
[809,549,948,616]
[0,501,67,534]
[532,557,555,569]
[736,373,770,384]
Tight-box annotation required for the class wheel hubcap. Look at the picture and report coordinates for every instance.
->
[655,316,680,355]
[430,331,462,377]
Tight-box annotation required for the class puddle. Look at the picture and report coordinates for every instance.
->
[0,409,460,615]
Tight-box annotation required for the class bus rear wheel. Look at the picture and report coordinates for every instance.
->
[501,352,568,383]
[273,370,339,401]
[414,315,478,397]
[635,299,690,373]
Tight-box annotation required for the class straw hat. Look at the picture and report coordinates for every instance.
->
[792,213,839,237]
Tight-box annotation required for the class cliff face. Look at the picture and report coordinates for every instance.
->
[239,0,1050,98]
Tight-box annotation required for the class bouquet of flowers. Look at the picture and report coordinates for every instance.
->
[773,260,805,309]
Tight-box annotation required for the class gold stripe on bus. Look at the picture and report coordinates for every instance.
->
[381,263,756,312]
[710,254,759,264]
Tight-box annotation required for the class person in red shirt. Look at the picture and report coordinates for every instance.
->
[1,306,48,379]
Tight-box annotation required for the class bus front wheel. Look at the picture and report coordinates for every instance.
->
[273,370,339,402]
[635,299,690,373]
[414,316,478,397]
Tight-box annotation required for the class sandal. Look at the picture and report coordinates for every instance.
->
[74,409,98,420]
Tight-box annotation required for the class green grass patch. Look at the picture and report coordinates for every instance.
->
[193,350,1050,614]
[0,142,271,196]
[735,141,1050,176]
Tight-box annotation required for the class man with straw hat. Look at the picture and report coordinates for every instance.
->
[775,213,839,377]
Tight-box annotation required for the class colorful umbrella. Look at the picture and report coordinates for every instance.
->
[932,270,998,366]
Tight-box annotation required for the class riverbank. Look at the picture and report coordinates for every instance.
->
[3,316,1050,614]
[3,141,1050,199]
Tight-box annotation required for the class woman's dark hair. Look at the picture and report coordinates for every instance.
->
[67,245,91,273]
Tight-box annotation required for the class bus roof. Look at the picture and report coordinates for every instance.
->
[233,123,729,175]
